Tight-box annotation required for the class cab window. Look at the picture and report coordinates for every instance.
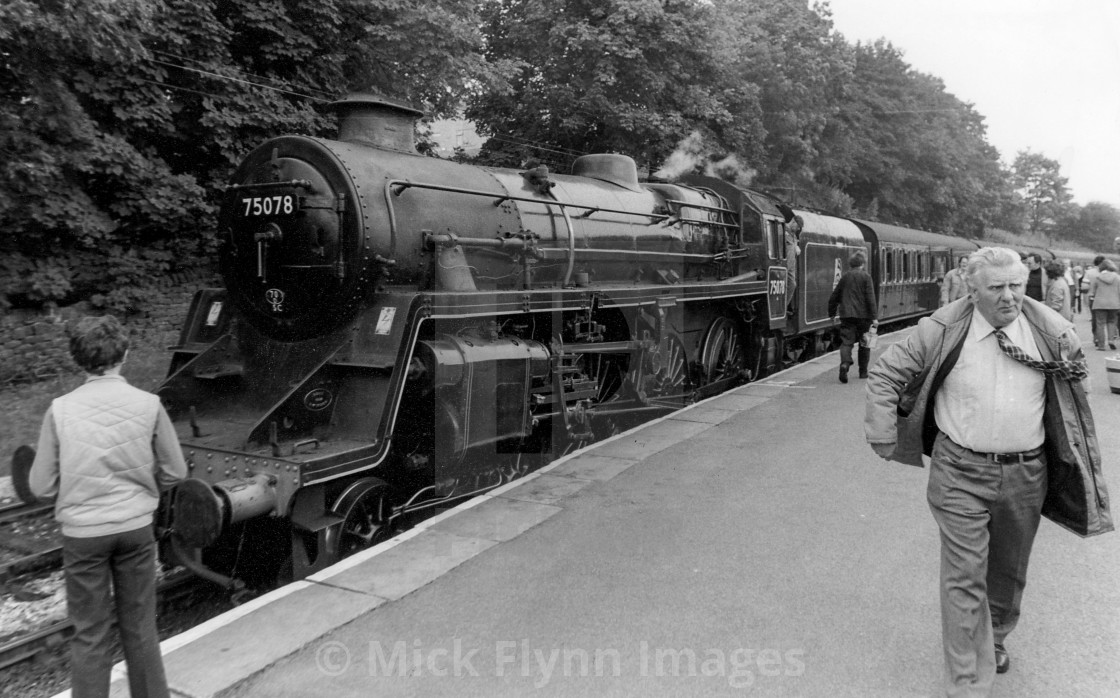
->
[767,219,784,260]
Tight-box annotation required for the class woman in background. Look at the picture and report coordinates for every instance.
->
[1043,259,1073,321]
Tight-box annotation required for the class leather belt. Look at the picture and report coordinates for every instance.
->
[975,446,1044,464]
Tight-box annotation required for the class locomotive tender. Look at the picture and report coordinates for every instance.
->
[154,94,983,586]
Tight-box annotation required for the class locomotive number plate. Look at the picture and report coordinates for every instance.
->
[241,194,296,217]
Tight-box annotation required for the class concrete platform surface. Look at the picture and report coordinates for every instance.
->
[90,315,1120,697]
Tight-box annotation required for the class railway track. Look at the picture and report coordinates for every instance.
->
[0,500,53,525]
[0,568,208,671]
[0,546,63,582]
[0,500,61,583]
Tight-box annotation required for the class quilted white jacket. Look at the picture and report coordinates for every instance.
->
[30,374,186,537]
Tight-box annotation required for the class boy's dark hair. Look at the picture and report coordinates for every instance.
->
[849,251,866,268]
[68,316,129,375]
[1094,255,1106,266]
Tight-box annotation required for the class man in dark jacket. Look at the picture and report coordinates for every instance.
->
[1024,252,1044,301]
[864,247,1112,697]
[828,251,878,383]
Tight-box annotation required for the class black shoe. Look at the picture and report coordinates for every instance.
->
[839,366,848,384]
[858,370,868,379]
[994,643,1010,674]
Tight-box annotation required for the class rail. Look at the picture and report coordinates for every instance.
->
[0,570,204,671]
[0,501,53,526]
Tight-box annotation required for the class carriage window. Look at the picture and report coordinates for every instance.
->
[903,251,911,280]
[885,249,893,282]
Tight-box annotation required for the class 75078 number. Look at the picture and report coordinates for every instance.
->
[242,195,295,217]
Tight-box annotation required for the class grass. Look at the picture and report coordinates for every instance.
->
[0,329,177,478]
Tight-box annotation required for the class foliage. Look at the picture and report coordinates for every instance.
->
[714,0,851,186]
[1076,202,1120,253]
[0,0,210,309]
[468,0,761,174]
[1011,150,1075,240]
[3,0,1116,314]
[807,40,1011,235]
[0,0,502,310]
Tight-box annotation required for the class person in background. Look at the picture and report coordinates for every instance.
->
[1072,265,1084,314]
[29,315,187,698]
[1043,259,1073,321]
[1084,255,1105,343]
[827,250,878,383]
[1023,253,1044,301]
[785,215,802,314]
[1061,259,1075,302]
[865,246,1112,698]
[1088,259,1120,350]
[940,256,969,306]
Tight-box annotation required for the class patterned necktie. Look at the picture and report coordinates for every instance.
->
[992,329,1088,381]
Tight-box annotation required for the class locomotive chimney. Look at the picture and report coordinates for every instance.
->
[328,93,424,154]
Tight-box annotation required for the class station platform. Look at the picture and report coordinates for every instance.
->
[99,316,1119,697]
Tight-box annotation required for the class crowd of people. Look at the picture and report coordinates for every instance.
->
[942,252,1120,350]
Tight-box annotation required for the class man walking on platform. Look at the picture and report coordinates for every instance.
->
[828,251,877,383]
[864,247,1112,698]
[940,256,969,306]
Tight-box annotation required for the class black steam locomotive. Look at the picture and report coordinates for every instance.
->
[153,94,980,587]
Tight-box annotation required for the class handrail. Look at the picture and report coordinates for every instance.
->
[385,178,747,281]
[558,203,576,287]
[387,179,670,221]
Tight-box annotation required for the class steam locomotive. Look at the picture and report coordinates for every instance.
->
[145,94,1000,587]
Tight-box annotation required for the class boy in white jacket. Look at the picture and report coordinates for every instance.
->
[30,315,186,698]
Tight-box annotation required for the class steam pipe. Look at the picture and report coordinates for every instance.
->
[559,204,576,287]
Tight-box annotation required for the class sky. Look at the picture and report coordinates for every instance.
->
[823,0,1120,208]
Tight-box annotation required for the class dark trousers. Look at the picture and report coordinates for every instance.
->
[1093,308,1119,349]
[63,526,169,698]
[926,434,1046,698]
[838,317,872,374]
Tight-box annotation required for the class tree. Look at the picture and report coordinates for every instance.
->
[0,0,208,309]
[813,40,1010,234]
[467,0,762,175]
[1011,150,1074,241]
[0,0,502,310]
[1076,202,1120,253]
[714,0,852,188]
